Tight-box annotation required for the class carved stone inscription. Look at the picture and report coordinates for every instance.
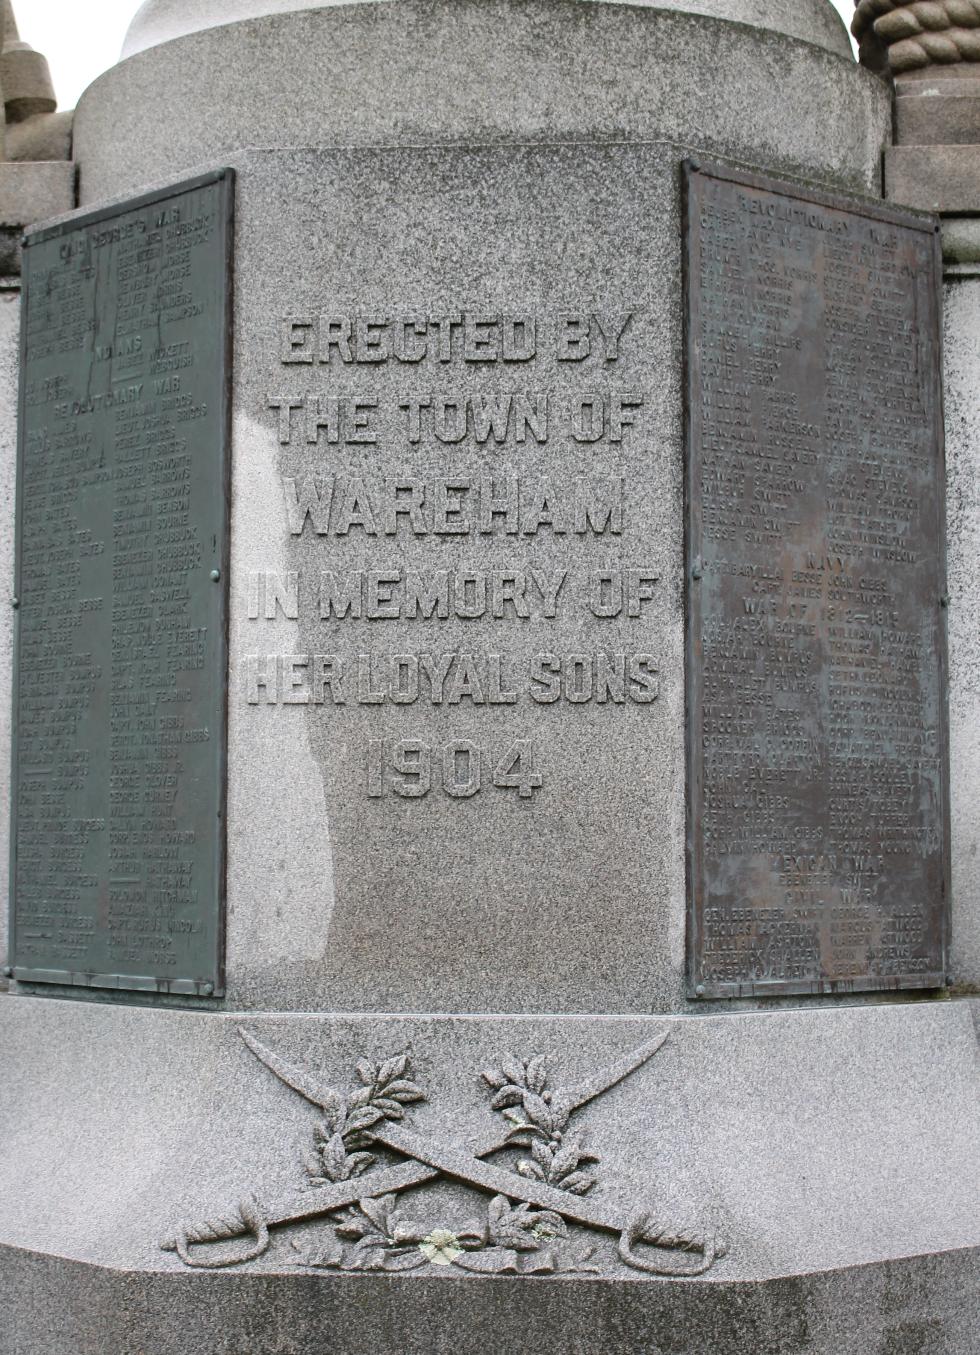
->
[686,162,948,998]
[11,171,232,994]
[255,316,657,794]
[237,145,676,1012]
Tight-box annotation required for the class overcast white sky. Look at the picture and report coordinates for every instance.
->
[21,0,859,110]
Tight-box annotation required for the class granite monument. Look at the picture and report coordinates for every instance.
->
[0,2,977,1352]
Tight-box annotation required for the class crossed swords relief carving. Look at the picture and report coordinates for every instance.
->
[162,1029,729,1278]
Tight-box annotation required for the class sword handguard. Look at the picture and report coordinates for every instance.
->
[618,1213,726,1278]
[163,1196,271,1268]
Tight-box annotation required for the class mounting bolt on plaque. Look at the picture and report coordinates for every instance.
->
[210,569,221,582]
[940,593,950,608]
[10,597,18,609]
[2,966,13,979]
[691,559,703,581]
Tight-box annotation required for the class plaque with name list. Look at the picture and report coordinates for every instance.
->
[10,169,233,996]
[685,160,949,999]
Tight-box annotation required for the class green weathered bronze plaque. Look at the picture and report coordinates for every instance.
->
[10,170,233,996]
[685,161,949,999]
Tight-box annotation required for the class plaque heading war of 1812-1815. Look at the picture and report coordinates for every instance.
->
[9,170,233,995]
[685,161,949,999]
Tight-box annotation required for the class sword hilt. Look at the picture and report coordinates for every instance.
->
[618,1213,726,1278]
[161,1195,270,1268]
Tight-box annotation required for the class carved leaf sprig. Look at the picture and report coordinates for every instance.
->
[516,1133,599,1195]
[313,1193,595,1276]
[481,1054,599,1195]
[486,1194,566,1250]
[331,1194,428,1272]
[305,1053,426,1186]
[289,1236,345,1270]
[449,1195,562,1275]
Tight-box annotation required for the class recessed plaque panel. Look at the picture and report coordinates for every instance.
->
[10,170,233,995]
[685,161,948,998]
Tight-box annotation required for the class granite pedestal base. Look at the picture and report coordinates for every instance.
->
[0,996,977,1354]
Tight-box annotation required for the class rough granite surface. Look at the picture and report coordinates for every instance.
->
[225,142,687,1015]
[0,161,74,227]
[1,6,977,1351]
[120,0,855,60]
[895,87,980,148]
[0,7,976,1355]
[886,144,980,213]
[5,110,74,163]
[0,996,976,1280]
[1,1243,977,1355]
[73,1,889,205]
[944,268,980,994]
[17,137,957,1017]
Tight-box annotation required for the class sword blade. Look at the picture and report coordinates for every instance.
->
[263,1160,439,1228]
[562,1032,670,1114]
[242,1026,668,1161]
[173,1030,671,1259]
[161,1160,442,1252]
[372,1121,626,1237]
[240,1029,337,1112]
[463,1031,670,1158]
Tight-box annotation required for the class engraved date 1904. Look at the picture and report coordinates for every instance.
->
[367,738,542,800]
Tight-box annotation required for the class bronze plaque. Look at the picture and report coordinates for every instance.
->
[10,170,233,996]
[685,161,949,998]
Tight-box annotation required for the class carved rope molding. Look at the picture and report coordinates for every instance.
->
[853,0,980,72]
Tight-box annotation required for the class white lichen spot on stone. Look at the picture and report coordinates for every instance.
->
[419,1228,462,1265]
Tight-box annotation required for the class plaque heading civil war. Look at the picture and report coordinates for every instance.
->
[10,170,233,996]
[685,161,949,999]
